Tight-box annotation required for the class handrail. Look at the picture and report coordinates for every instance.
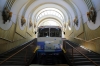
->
[0,38,26,45]
[87,37,100,42]
[0,41,34,65]
[74,37,86,42]
[65,41,99,66]
[74,37,100,42]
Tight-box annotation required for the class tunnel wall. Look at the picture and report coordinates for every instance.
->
[0,0,35,54]
[0,19,35,54]
[65,14,100,54]
[0,0,100,54]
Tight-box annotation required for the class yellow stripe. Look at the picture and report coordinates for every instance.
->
[62,48,66,53]
[33,46,38,53]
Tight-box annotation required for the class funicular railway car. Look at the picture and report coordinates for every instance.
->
[30,26,68,66]
[37,26,63,55]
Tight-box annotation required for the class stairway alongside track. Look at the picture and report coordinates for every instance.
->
[65,40,100,66]
[0,39,36,66]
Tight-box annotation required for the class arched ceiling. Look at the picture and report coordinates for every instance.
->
[0,0,100,30]
[36,8,64,21]
[1,0,100,32]
[10,0,90,31]
[38,19,62,27]
[23,0,76,27]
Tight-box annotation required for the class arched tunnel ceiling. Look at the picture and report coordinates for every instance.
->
[38,19,62,27]
[25,0,75,18]
[0,0,100,32]
[11,0,88,22]
[24,0,77,28]
[31,3,69,27]
[36,8,64,21]
[10,0,92,30]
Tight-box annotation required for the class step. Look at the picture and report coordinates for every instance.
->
[70,57,100,61]
[73,61,100,65]
[86,55,100,57]
[0,65,25,66]
[1,61,25,65]
[75,65,96,66]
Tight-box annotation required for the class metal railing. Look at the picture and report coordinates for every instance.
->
[0,39,37,65]
[64,41,99,66]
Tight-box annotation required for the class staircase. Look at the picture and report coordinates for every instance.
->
[44,54,55,65]
[0,39,37,66]
[68,53,100,66]
[37,53,58,65]
[64,40,100,66]
[31,52,68,65]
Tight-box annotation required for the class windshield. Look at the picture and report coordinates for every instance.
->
[38,27,61,37]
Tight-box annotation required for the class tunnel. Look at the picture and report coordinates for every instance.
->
[0,0,100,66]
